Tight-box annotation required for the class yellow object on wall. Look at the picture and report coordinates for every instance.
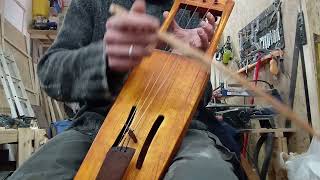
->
[32,0,49,18]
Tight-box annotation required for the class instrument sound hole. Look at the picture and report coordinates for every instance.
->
[136,115,164,169]
[112,106,137,147]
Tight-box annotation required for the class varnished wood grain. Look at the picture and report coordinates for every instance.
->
[75,51,209,180]
[207,0,235,57]
[180,0,225,16]
[75,1,234,179]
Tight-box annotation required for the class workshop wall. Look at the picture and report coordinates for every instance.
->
[305,0,320,131]
[0,0,37,115]
[218,0,317,152]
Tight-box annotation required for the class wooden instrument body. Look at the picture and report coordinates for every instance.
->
[75,0,234,179]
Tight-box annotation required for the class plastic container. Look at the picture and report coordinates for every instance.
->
[32,0,50,18]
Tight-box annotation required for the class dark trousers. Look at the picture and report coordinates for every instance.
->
[8,112,237,180]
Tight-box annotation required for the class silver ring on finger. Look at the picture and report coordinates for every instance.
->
[128,44,133,57]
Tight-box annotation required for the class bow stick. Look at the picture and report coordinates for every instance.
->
[109,4,320,138]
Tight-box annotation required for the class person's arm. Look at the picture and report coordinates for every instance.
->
[38,0,110,102]
[38,0,160,103]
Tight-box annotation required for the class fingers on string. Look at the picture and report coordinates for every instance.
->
[200,21,213,37]
[206,12,216,26]
[199,12,216,37]
[130,0,146,14]
[197,29,209,49]
[163,11,181,31]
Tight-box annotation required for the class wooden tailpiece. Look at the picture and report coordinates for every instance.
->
[97,147,135,180]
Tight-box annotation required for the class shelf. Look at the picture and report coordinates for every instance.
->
[28,29,58,40]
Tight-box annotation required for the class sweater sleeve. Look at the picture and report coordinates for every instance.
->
[37,0,112,102]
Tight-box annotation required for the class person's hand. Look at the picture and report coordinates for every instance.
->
[163,11,216,50]
[104,0,160,72]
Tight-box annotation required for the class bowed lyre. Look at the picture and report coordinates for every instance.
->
[75,0,234,179]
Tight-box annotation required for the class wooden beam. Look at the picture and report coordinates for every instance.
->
[268,137,289,180]
[26,87,36,94]
[53,100,64,120]
[0,128,18,144]
[240,128,296,134]
[241,155,260,180]
[17,128,33,167]
[47,96,56,122]
[41,90,52,124]
[4,36,31,58]
[28,29,57,40]
[34,129,47,151]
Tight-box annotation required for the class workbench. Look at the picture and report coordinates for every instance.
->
[0,127,47,167]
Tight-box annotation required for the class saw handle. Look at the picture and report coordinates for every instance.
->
[270,58,279,75]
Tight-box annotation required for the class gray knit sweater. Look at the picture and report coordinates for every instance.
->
[38,0,200,115]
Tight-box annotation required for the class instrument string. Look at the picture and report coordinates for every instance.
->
[139,7,212,157]
[121,6,197,147]
[119,72,155,148]
[132,7,209,135]
[123,7,213,148]
[118,4,190,147]
[131,6,200,131]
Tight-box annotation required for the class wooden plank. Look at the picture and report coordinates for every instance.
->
[0,4,5,49]
[53,100,64,120]
[32,105,49,129]
[47,96,56,122]
[0,128,18,144]
[28,58,36,95]
[268,137,289,180]
[3,19,26,53]
[17,128,33,167]
[33,63,40,104]
[0,87,10,114]
[41,90,52,124]
[26,88,36,94]
[34,129,47,151]
[28,29,57,40]
[241,128,296,134]
[0,107,11,115]
[4,37,30,58]
[240,155,260,180]
[314,35,320,131]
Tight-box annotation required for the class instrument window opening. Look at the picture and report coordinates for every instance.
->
[112,106,137,147]
[136,115,164,169]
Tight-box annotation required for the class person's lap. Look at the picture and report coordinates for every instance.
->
[164,128,237,180]
[8,118,237,180]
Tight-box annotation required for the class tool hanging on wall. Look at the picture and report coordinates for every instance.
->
[215,36,233,64]
[237,49,283,74]
[238,0,285,70]
[286,6,311,127]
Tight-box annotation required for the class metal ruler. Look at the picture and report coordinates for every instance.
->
[287,10,311,126]
[0,49,35,118]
